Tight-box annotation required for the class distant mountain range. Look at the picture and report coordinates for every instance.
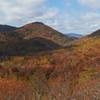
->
[67,33,83,39]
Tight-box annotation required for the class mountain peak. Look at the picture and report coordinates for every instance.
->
[23,22,45,28]
[15,22,73,46]
[32,22,44,25]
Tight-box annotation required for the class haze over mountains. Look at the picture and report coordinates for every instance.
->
[0,22,99,100]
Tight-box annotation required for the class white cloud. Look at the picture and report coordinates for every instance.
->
[0,0,60,32]
[59,11,100,34]
[35,9,59,20]
[0,0,46,24]
[79,0,100,9]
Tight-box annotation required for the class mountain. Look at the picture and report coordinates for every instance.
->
[0,22,99,99]
[0,25,18,42]
[0,22,74,45]
[88,29,100,37]
[67,33,83,39]
[15,22,74,46]
[0,25,17,32]
[0,37,61,56]
[0,22,74,56]
[0,22,75,56]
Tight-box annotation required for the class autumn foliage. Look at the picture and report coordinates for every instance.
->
[0,22,100,100]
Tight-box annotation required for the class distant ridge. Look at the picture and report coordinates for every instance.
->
[0,25,17,32]
[66,33,82,39]
[88,29,100,37]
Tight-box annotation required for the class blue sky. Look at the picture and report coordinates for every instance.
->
[0,0,100,35]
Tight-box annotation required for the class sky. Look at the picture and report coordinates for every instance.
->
[0,0,100,35]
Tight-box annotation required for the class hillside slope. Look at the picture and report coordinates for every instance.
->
[15,22,73,46]
[0,37,61,56]
[0,22,74,56]
[0,23,100,99]
[0,32,99,99]
[0,22,73,46]
[88,29,100,37]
